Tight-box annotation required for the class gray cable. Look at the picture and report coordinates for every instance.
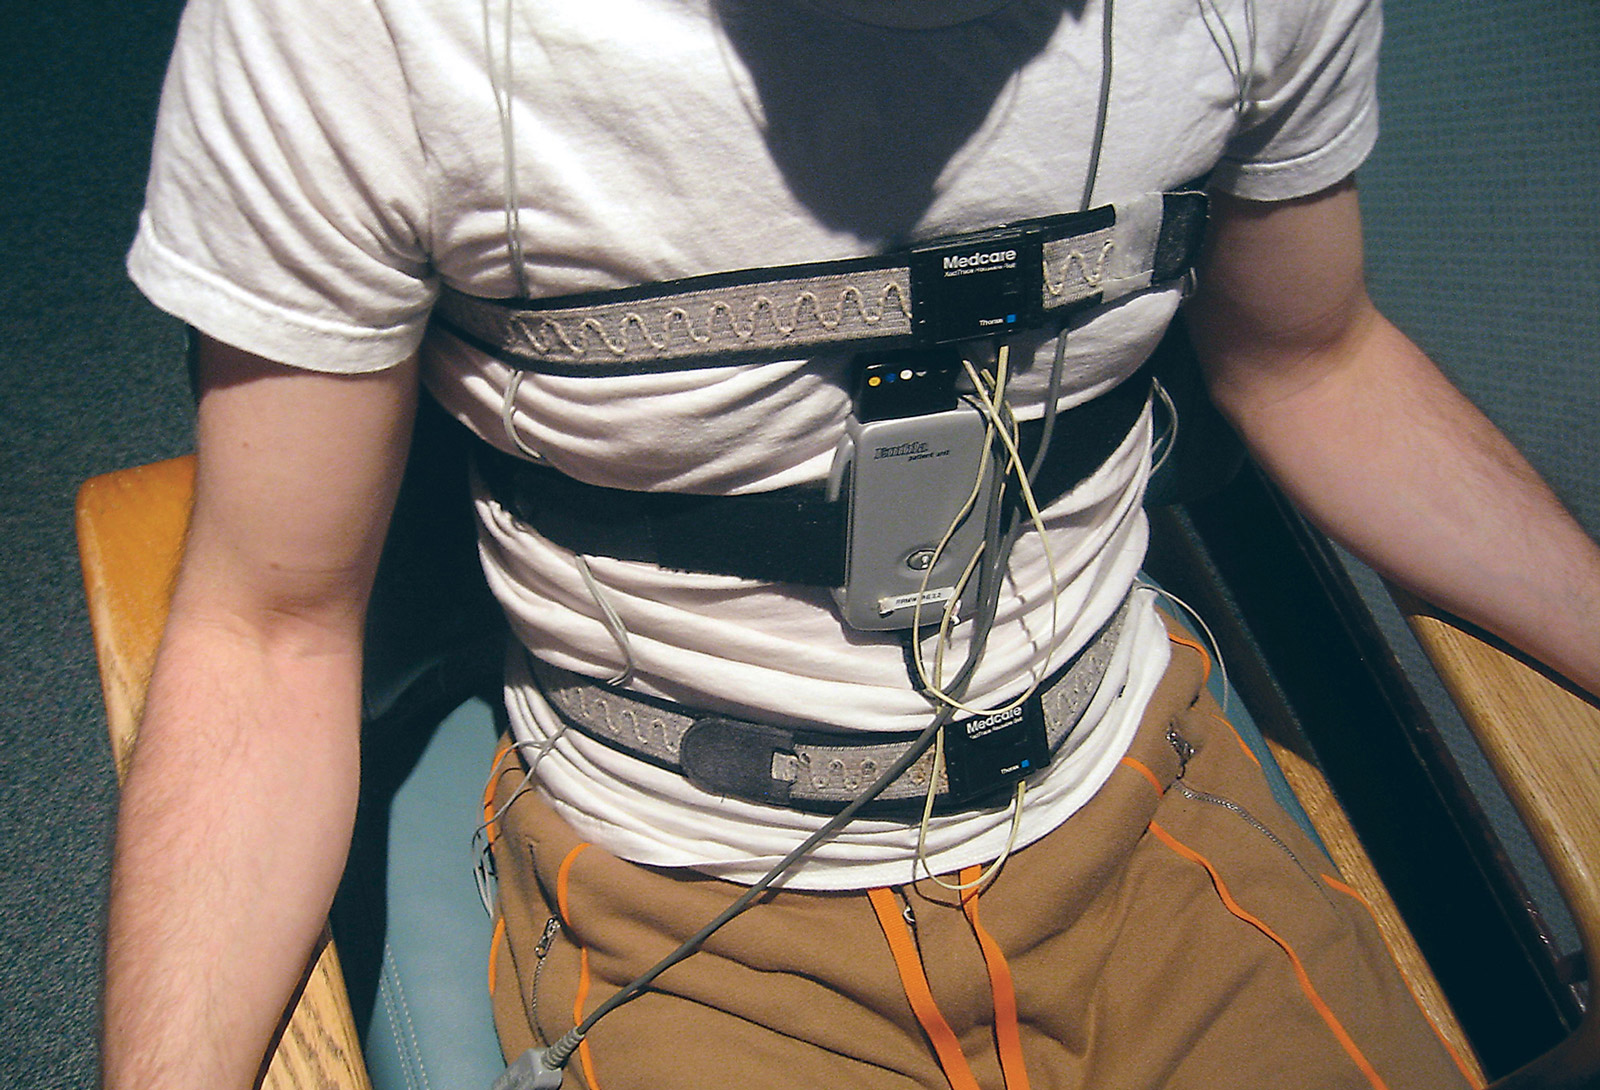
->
[1081,0,1115,211]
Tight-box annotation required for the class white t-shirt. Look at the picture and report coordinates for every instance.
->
[128,0,1381,888]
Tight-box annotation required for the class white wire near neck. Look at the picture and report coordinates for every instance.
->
[1196,0,1258,116]
[483,0,530,298]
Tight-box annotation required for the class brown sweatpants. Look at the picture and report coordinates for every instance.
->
[487,633,1477,1090]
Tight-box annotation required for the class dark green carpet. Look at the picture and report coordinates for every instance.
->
[1,4,189,1088]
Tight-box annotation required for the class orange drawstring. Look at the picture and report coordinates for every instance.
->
[868,887,984,1090]
[959,866,1032,1090]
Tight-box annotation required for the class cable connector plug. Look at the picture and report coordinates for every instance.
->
[491,1046,565,1090]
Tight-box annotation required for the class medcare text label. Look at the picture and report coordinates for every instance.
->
[942,248,1020,275]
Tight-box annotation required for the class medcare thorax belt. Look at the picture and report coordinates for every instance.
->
[526,597,1129,817]
[450,188,1206,585]
[434,189,1206,376]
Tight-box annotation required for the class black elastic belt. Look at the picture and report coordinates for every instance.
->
[476,358,1152,586]
[527,597,1128,817]
[434,189,1206,377]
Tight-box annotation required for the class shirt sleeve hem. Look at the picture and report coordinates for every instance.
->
[126,215,432,375]
[1210,97,1379,203]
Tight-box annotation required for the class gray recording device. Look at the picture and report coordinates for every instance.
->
[828,361,998,631]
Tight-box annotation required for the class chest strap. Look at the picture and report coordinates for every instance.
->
[528,597,1127,817]
[475,357,1152,586]
[434,189,1206,377]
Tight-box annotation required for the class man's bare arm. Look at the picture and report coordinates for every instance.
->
[102,338,418,1090]
[1186,178,1600,698]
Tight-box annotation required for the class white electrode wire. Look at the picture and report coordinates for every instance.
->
[1136,579,1231,719]
[909,346,1014,696]
[957,363,1063,688]
[925,523,1003,698]
[911,410,1003,691]
[1149,376,1180,481]
[485,0,544,456]
[483,0,530,298]
[1028,324,1072,483]
[913,738,1029,894]
[500,369,548,460]
[911,348,1064,716]
[574,555,638,687]
[1197,0,1243,107]
[1197,0,1257,114]
[914,365,1017,694]
[473,730,571,917]
[1240,0,1258,107]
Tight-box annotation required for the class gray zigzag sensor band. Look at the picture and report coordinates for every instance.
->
[435,190,1203,377]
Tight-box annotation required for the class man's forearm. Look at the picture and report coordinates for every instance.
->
[1187,181,1600,699]
[1208,305,1600,699]
[100,343,416,1089]
[103,612,364,1090]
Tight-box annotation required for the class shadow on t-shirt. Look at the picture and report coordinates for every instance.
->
[712,0,1078,243]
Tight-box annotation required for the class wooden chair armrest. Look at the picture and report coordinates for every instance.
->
[78,456,372,1090]
[1258,736,1487,1085]
[1388,586,1600,1089]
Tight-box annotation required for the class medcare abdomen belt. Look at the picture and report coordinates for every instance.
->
[527,597,1128,817]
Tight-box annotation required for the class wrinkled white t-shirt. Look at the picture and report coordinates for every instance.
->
[129,0,1380,887]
